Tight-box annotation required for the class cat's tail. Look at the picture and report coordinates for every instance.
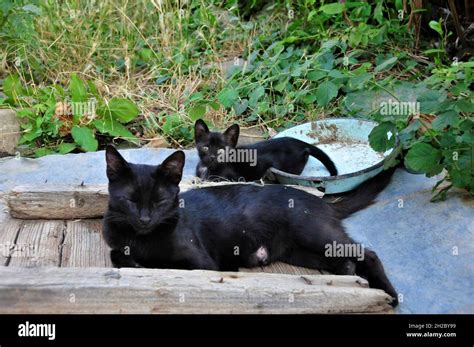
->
[329,167,396,219]
[305,146,338,176]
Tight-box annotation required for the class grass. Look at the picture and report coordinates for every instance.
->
[0,1,472,148]
[1,0,254,144]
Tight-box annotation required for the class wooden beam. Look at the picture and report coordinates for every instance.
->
[5,182,324,220]
[0,267,393,314]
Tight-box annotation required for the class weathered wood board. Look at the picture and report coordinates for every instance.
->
[0,218,22,266]
[6,182,324,220]
[60,220,112,268]
[7,220,65,267]
[0,267,393,314]
[240,261,321,275]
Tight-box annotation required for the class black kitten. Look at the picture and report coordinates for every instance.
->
[103,146,398,306]
[194,119,338,181]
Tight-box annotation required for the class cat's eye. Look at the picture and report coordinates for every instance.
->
[202,146,209,153]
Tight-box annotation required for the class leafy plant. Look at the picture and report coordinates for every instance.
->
[424,19,451,66]
[368,61,474,200]
[1,74,139,156]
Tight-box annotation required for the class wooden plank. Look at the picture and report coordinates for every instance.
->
[240,262,321,275]
[6,182,324,220]
[0,218,23,266]
[0,267,393,314]
[61,220,112,268]
[8,221,65,267]
[7,184,108,220]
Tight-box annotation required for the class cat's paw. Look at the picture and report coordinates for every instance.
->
[110,249,138,268]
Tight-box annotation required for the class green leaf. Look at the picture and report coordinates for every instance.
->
[274,79,288,92]
[369,122,396,152]
[34,148,54,157]
[208,101,220,111]
[405,143,442,174]
[384,145,402,169]
[107,98,140,123]
[188,92,204,103]
[432,111,460,130]
[423,48,445,55]
[320,3,345,15]
[57,143,76,154]
[314,80,338,106]
[139,48,153,62]
[218,88,239,108]
[307,71,327,81]
[162,114,181,134]
[188,104,206,121]
[71,126,98,152]
[93,118,136,140]
[249,86,265,108]
[348,73,372,89]
[22,4,42,15]
[3,75,24,100]
[395,0,403,11]
[374,57,398,73]
[69,74,87,102]
[429,20,443,36]
[418,89,448,114]
[20,128,42,143]
[374,1,383,25]
[454,99,474,113]
[234,99,249,115]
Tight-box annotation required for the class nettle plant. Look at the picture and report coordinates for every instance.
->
[1,74,139,156]
[193,0,412,129]
[369,61,474,201]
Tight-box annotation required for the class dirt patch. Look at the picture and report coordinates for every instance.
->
[308,122,363,145]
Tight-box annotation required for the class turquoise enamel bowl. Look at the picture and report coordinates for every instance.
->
[267,118,393,194]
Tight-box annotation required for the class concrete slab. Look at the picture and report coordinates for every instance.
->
[345,170,474,314]
[0,149,472,313]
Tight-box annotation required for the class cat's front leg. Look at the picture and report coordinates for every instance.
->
[110,249,141,268]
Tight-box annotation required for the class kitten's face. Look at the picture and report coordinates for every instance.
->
[105,146,185,235]
[194,119,239,168]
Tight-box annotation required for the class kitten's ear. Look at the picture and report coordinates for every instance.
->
[224,124,240,147]
[159,151,185,185]
[105,145,129,181]
[194,119,209,143]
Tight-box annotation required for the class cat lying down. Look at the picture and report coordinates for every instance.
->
[102,146,398,306]
[194,119,338,181]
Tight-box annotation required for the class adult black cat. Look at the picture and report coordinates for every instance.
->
[194,119,338,181]
[102,146,398,306]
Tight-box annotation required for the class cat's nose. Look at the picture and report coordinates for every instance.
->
[139,216,151,225]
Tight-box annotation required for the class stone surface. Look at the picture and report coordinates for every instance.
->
[0,109,20,156]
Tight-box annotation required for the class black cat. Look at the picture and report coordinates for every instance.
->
[194,119,338,181]
[103,146,398,306]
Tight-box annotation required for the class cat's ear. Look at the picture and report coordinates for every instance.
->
[224,124,240,147]
[105,145,130,181]
[158,150,185,185]
[194,119,209,143]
